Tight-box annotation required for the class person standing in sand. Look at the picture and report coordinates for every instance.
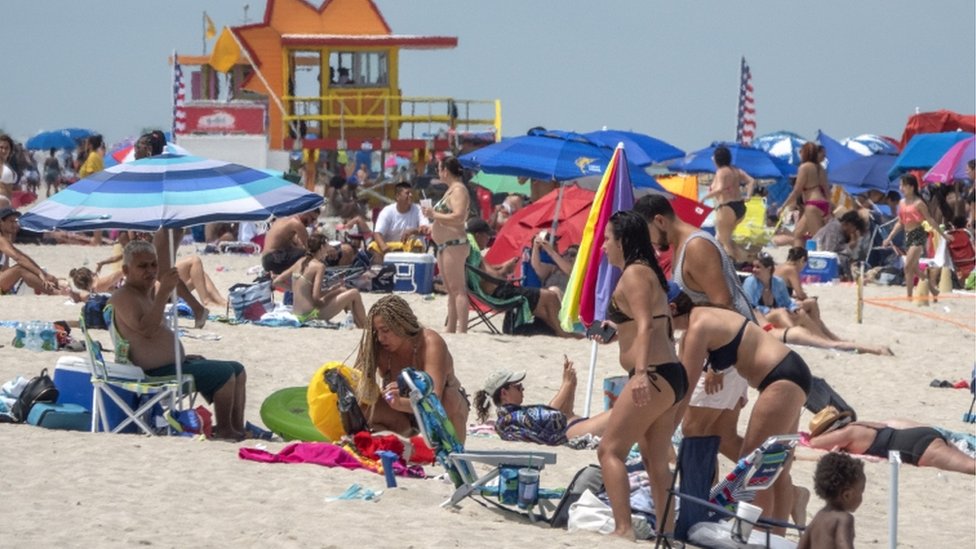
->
[634,194,753,464]
[421,157,470,333]
[781,142,832,248]
[261,209,320,275]
[703,145,754,261]
[353,295,470,443]
[109,240,247,441]
[882,174,946,299]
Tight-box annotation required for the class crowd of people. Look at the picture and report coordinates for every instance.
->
[1,130,974,544]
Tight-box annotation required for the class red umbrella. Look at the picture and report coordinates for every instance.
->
[484,185,595,266]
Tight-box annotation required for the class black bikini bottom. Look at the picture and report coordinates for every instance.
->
[756,350,812,395]
[628,362,688,404]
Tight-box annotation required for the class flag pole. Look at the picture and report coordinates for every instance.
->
[202,12,207,55]
[582,339,599,417]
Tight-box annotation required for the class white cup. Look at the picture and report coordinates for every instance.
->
[733,501,763,542]
[419,198,433,210]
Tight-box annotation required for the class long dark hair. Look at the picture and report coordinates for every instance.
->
[609,210,668,294]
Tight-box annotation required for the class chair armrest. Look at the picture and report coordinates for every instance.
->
[671,490,805,532]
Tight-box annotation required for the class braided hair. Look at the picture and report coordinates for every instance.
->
[353,294,423,404]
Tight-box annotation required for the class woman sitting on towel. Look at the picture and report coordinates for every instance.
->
[591,210,690,540]
[472,356,610,446]
[353,294,470,444]
[273,233,366,326]
[669,285,813,531]
[745,251,841,341]
[808,412,975,475]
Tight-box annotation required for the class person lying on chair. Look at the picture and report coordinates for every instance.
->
[353,294,471,444]
[473,356,610,445]
[109,240,248,441]
[466,219,580,339]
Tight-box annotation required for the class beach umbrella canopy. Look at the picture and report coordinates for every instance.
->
[667,142,794,179]
[828,153,898,195]
[923,136,976,184]
[470,171,528,196]
[579,129,685,166]
[817,130,863,172]
[888,131,975,179]
[752,131,809,168]
[25,130,78,151]
[842,134,900,156]
[106,142,191,167]
[483,185,594,266]
[458,130,666,190]
[20,153,324,232]
[59,128,96,140]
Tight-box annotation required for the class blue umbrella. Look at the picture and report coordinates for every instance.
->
[753,131,809,169]
[25,130,78,151]
[667,142,793,179]
[458,130,665,190]
[580,129,685,166]
[59,128,96,140]
[20,154,324,232]
[817,130,863,172]
[828,153,898,195]
[842,134,900,156]
[888,131,975,179]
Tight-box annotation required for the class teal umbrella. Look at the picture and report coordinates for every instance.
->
[470,171,528,195]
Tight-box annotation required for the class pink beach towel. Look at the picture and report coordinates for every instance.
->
[239,442,369,470]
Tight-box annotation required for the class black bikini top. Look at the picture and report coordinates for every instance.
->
[706,319,749,371]
[605,297,674,341]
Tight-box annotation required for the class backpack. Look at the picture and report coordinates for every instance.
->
[371,264,396,293]
[82,294,110,330]
[550,464,604,528]
[11,368,59,423]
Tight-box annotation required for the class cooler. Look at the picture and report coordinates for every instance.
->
[383,252,435,294]
[53,355,146,433]
[800,251,840,282]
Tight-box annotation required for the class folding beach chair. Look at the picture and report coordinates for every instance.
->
[732,196,774,253]
[80,313,194,435]
[464,263,534,335]
[398,368,559,522]
[656,434,803,549]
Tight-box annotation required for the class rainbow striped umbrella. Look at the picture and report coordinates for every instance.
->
[20,154,323,232]
[558,145,636,416]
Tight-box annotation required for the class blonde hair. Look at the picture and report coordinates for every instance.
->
[353,295,422,404]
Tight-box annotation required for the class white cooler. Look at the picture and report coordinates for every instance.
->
[53,355,146,432]
[383,252,436,294]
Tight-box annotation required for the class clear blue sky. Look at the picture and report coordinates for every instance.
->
[2,1,973,151]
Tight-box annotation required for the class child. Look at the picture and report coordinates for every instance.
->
[798,452,866,549]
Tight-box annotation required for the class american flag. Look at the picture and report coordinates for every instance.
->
[172,52,187,136]
[735,56,755,145]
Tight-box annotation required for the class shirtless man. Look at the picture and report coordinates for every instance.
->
[0,207,60,295]
[634,195,753,462]
[702,145,755,262]
[261,209,320,275]
[109,240,247,440]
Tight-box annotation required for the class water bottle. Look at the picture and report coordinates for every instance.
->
[40,322,57,351]
[340,312,355,330]
[27,321,42,352]
[12,322,25,348]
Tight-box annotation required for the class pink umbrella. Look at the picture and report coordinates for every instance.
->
[923,136,975,184]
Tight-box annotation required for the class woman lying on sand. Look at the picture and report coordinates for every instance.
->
[472,356,610,445]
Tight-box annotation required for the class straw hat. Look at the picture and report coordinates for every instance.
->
[809,405,854,437]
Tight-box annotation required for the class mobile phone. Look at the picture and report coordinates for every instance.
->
[586,322,617,342]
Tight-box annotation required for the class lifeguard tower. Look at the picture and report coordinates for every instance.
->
[176,0,500,174]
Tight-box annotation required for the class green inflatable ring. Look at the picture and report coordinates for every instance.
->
[260,386,328,442]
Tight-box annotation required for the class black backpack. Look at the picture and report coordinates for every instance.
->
[550,464,604,528]
[11,368,59,423]
[323,368,369,436]
[371,264,396,293]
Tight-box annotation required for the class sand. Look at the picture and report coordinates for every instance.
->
[0,242,974,548]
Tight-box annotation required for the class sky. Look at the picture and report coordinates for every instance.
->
[2,1,974,152]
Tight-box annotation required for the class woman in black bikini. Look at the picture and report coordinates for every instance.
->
[669,288,812,530]
[594,211,690,540]
[809,417,974,475]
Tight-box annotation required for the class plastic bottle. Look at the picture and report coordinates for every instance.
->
[341,312,355,330]
[12,322,25,348]
[41,322,56,351]
[27,321,41,352]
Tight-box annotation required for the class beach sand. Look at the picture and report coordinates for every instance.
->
[0,243,973,548]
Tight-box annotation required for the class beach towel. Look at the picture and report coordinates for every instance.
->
[238,442,368,470]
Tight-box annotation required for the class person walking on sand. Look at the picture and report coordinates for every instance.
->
[781,142,832,248]
[703,145,754,262]
[882,174,946,299]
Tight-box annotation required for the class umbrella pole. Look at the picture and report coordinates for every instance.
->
[549,182,564,240]
[582,339,599,418]
[168,229,184,409]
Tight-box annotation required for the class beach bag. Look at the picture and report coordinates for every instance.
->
[551,464,604,528]
[371,264,396,293]
[82,294,110,329]
[11,368,59,423]
[307,362,368,440]
[228,280,274,321]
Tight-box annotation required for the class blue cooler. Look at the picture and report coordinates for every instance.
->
[53,355,146,433]
[800,251,840,282]
[384,252,435,294]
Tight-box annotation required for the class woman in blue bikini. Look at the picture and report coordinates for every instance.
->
[422,157,470,333]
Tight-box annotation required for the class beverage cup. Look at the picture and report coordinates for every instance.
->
[733,501,762,542]
[377,451,398,488]
[805,239,817,252]
[517,468,540,508]
[420,198,433,214]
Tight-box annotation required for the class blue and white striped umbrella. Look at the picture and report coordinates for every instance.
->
[20,154,323,232]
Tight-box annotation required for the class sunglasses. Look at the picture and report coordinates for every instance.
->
[506,382,523,391]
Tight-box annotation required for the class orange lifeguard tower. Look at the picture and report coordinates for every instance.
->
[178,0,500,160]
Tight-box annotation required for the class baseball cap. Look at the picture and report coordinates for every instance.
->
[0,207,21,221]
[482,369,526,395]
[466,218,494,236]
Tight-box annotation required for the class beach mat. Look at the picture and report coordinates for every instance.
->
[804,376,857,420]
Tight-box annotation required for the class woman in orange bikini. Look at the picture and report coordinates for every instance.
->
[882,174,946,299]
[782,142,831,247]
